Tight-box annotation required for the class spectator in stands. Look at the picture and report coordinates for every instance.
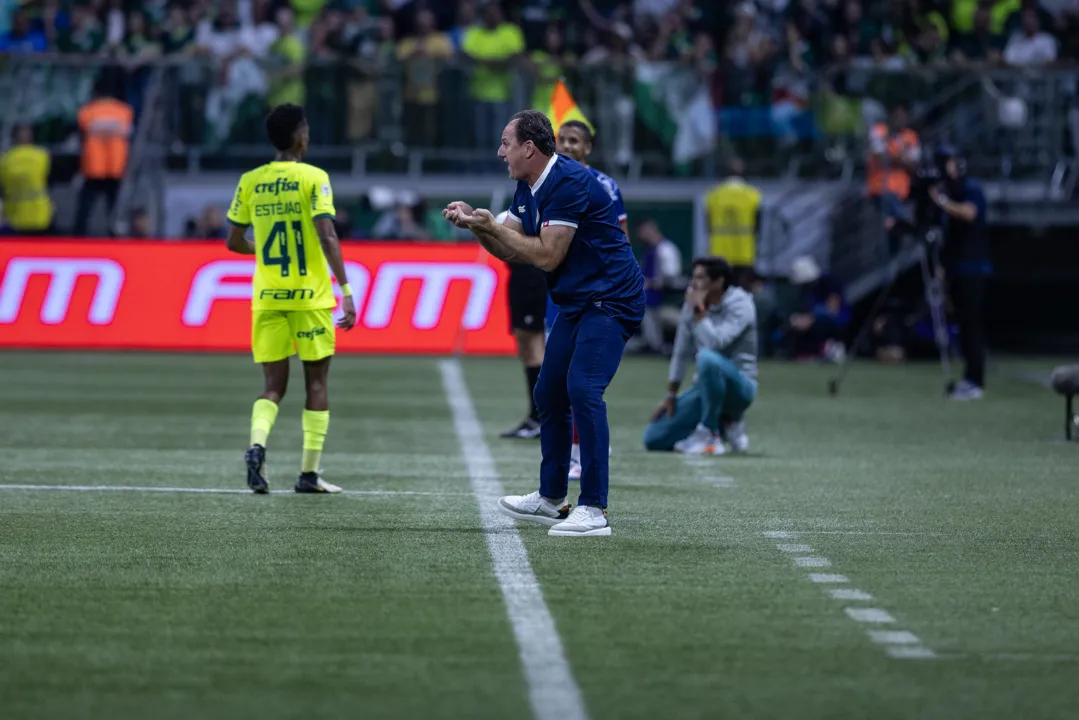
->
[0,125,54,236]
[197,0,277,148]
[518,0,568,49]
[776,256,850,362]
[267,8,306,109]
[120,11,162,115]
[291,0,328,29]
[161,5,196,55]
[448,0,478,52]
[632,218,683,355]
[74,85,134,236]
[398,9,454,149]
[0,8,48,53]
[528,24,573,112]
[1004,8,1058,65]
[838,0,876,59]
[867,104,920,244]
[58,3,105,54]
[463,1,525,171]
[771,21,815,148]
[951,7,1005,65]
[704,157,761,288]
[724,3,773,105]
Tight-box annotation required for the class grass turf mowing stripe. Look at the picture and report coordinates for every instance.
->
[439,359,588,720]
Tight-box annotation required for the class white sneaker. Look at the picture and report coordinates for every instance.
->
[497,491,569,527]
[674,424,722,455]
[725,420,749,454]
[548,505,611,537]
[823,339,847,364]
[948,380,984,401]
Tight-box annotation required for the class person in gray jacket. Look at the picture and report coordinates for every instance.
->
[643,256,758,455]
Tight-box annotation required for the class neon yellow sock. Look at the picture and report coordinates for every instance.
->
[301,410,330,473]
[250,398,279,448]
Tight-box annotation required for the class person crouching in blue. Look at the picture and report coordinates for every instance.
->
[643,256,758,455]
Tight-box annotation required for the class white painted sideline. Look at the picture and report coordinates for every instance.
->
[439,359,588,720]
[0,484,450,496]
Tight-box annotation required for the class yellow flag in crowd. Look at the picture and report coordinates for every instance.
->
[547,79,594,136]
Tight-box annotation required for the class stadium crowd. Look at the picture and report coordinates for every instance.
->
[2,0,1076,153]
[3,0,1076,73]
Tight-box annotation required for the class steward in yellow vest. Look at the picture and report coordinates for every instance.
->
[705,159,761,269]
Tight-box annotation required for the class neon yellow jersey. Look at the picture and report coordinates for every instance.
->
[227,161,336,311]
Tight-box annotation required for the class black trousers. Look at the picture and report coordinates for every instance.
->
[74,178,121,237]
[951,273,987,388]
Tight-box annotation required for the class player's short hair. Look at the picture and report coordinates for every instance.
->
[560,120,593,144]
[510,109,556,156]
[693,256,733,286]
[266,103,306,151]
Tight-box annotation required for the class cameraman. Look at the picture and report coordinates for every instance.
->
[929,145,990,401]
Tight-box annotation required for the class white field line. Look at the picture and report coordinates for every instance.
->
[776,543,813,553]
[809,573,850,583]
[793,556,831,568]
[679,453,736,489]
[845,608,896,624]
[439,359,588,720]
[0,484,454,496]
[764,532,936,660]
[830,588,873,600]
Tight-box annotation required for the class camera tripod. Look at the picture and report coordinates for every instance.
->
[828,228,955,397]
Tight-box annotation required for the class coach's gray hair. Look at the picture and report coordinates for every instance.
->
[510,110,556,156]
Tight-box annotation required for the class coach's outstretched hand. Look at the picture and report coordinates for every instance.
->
[443,201,473,226]
[443,202,496,233]
[336,295,356,331]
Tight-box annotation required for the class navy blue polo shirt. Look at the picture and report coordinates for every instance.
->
[507,154,644,324]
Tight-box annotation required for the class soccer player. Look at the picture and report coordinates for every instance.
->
[444,110,644,537]
[554,119,626,479]
[225,103,357,494]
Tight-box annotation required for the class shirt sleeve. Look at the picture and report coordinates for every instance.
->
[311,170,335,221]
[540,176,587,230]
[692,293,754,352]
[614,186,628,223]
[226,176,250,227]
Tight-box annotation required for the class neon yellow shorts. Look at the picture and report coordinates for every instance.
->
[251,308,336,364]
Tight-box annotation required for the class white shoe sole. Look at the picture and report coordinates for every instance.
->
[497,498,563,527]
[548,525,612,537]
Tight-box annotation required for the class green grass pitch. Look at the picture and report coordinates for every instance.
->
[1,350,1077,719]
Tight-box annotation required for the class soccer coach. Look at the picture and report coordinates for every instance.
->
[444,109,645,537]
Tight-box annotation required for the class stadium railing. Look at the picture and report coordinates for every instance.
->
[4,55,1073,186]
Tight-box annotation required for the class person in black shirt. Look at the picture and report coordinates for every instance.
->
[929,144,990,400]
